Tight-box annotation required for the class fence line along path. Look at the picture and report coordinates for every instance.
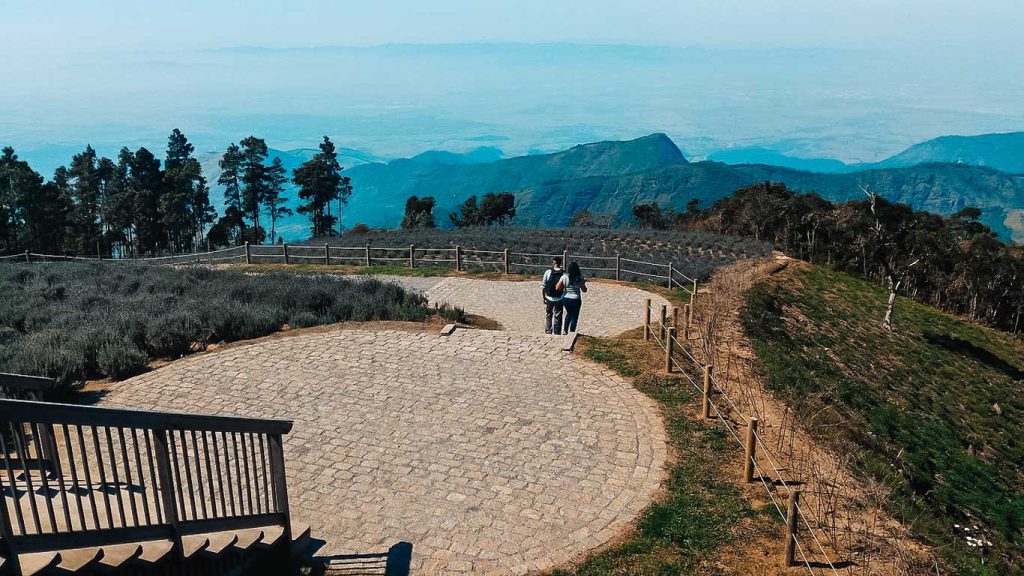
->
[9,241,703,299]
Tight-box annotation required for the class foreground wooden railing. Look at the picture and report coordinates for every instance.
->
[0,399,293,572]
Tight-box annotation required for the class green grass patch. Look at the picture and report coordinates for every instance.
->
[559,337,754,575]
[742,264,1024,575]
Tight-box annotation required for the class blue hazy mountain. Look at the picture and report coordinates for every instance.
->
[873,132,1024,173]
[707,147,856,173]
[408,147,504,165]
[709,132,1024,175]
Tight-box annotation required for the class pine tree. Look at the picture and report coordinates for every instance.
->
[66,146,105,255]
[130,147,165,255]
[293,136,348,237]
[265,156,291,244]
[161,130,212,252]
[102,148,136,256]
[217,143,245,243]
[239,136,269,242]
[0,147,48,252]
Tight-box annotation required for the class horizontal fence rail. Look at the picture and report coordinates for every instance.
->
[5,242,709,297]
[641,300,839,575]
[0,399,293,563]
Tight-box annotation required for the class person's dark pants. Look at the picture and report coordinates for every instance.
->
[545,300,563,334]
[562,298,582,334]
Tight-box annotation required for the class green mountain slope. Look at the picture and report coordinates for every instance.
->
[343,134,1024,241]
[729,163,1024,240]
[344,132,686,227]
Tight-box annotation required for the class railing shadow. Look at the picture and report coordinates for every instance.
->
[313,541,413,576]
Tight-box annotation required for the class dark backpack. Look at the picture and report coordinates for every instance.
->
[543,268,564,298]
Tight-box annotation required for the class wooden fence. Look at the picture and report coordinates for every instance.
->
[642,299,839,575]
[6,242,702,297]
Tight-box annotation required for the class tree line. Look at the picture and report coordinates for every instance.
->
[0,131,352,256]
[398,192,517,230]
[629,182,1024,333]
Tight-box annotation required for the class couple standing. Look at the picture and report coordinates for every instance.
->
[541,257,588,335]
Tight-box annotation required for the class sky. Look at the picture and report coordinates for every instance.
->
[3,0,1023,54]
[2,0,1023,174]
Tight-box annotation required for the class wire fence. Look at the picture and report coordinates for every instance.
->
[644,300,840,575]
[2,242,701,297]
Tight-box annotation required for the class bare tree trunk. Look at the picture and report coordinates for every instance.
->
[883,277,900,331]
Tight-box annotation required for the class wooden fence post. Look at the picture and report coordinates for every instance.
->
[244,241,251,264]
[269,433,292,543]
[365,244,371,267]
[667,262,673,288]
[24,250,30,263]
[664,327,676,373]
[324,243,330,265]
[701,365,713,419]
[410,245,416,268]
[282,243,289,265]
[615,253,621,281]
[744,417,759,483]
[691,279,698,306]
[455,245,462,271]
[672,306,679,330]
[659,305,668,342]
[643,299,651,342]
[784,490,801,567]
[152,429,179,526]
[503,249,510,275]
[683,303,691,341]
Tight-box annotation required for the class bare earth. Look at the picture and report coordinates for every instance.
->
[100,279,671,575]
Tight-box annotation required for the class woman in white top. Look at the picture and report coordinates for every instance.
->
[556,261,588,334]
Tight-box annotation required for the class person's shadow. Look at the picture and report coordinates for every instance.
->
[310,541,413,576]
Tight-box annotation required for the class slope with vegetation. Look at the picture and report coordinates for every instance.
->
[742,264,1024,575]
[339,133,1024,241]
[634,181,1024,335]
[0,263,461,391]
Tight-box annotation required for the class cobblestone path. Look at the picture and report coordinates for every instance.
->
[102,279,670,575]
[373,276,671,336]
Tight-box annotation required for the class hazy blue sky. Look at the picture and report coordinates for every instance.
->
[4,0,1023,54]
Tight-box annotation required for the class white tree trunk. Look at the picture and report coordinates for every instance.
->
[883,288,897,331]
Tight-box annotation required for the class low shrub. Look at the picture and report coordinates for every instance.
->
[97,340,148,380]
[0,263,455,391]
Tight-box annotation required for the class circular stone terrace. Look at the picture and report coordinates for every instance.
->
[101,278,671,575]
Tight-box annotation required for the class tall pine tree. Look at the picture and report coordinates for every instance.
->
[239,136,269,243]
[162,129,212,252]
[265,156,291,244]
[293,136,348,237]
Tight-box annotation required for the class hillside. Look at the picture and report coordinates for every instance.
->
[339,135,1024,241]
[875,132,1024,174]
[742,264,1024,575]
[342,133,686,228]
[729,162,1024,240]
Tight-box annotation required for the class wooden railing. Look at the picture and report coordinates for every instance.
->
[10,243,705,298]
[0,399,293,564]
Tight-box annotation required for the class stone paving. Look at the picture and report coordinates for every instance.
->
[373,276,671,336]
[101,279,670,575]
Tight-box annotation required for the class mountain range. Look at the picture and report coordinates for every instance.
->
[708,132,1024,174]
[197,131,1024,243]
[339,133,1024,241]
